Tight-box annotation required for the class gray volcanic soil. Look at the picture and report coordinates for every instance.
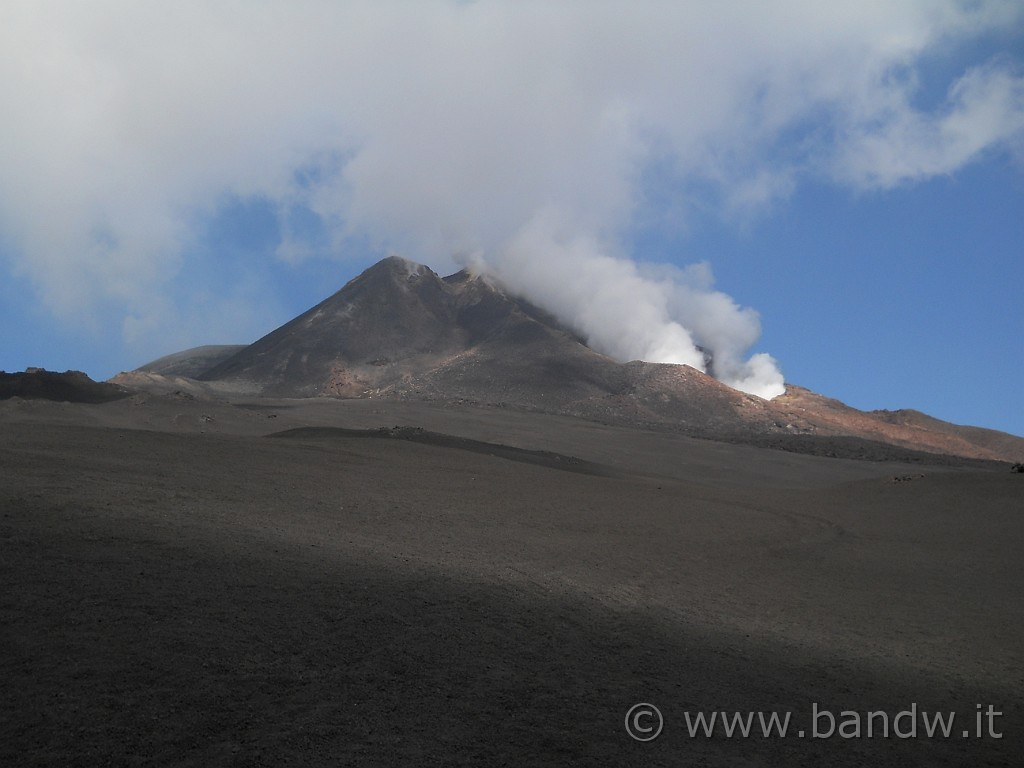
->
[1,396,1021,766]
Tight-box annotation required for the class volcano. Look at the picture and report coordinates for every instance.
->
[188,255,763,431]
[121,256,1023,463]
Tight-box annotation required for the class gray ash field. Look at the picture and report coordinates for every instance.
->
[1,395,1021,766]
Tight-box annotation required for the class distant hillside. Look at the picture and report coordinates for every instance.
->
[1,369,130,403]
[116,256,1024,464]
[868,408,1024,464]
[137,345,248,378]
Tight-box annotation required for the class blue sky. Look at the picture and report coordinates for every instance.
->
[1,2,1022,435]
[637,162,1024,435]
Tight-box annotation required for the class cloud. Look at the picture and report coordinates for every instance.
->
[0,1,1021,393]
[834,59,1024,187]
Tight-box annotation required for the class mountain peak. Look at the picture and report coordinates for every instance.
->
[376,254,433,277]
[176,255,1024,462]
[198,256,588,397]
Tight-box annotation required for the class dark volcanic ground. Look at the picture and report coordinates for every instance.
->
[1,396,1021,766]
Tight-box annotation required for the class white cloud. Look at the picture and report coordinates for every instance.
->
[835,59,1024,187]
[0,1,1021,394]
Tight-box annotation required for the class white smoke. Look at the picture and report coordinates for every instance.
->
[1,2,1022,397]
[472,213,784,398]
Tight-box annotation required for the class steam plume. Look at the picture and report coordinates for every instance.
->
[473,214,784,398]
